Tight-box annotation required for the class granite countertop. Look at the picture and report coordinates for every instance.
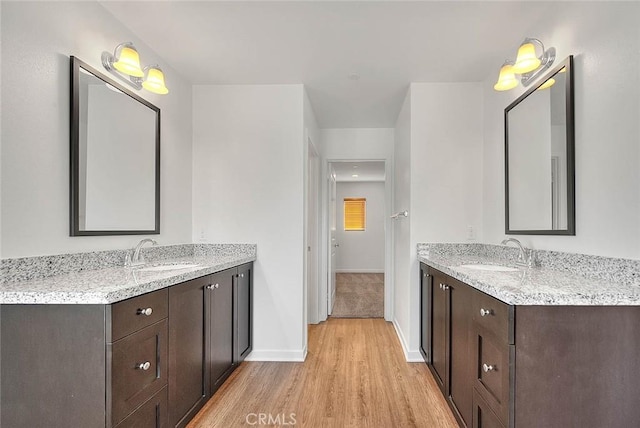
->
[0,252,256,305]
[419,252,640,306]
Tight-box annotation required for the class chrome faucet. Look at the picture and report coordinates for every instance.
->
[501,238,532,267]
[125,239,158,267]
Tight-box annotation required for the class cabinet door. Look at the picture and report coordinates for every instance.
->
[168,276,210,428]
[448,277,473,427]
[110,319,168,426]
[419,264,432,364]
[430,269,448,394]
[235,263,253,363]
[473,389,505,428]
[114,387,168,428]
[209,269,235,393]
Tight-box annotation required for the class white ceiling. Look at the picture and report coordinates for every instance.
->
[331,161,385,182]
[101,1,551,128]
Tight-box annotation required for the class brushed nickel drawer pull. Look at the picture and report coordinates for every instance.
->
[206,283,220,290]
[442,284,450,290]
[480,308,493,317]
[482,363,495,372]
[137,308,153,316]
[136,361,151,371]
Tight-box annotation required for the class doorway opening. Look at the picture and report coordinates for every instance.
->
[327,161,387,319]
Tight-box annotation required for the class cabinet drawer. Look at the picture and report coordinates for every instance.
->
[473,388,505,428]
[114,386,168,428]
[111,288,168,342]
[472,291,512,345]
[474,328,513,426]
[110,319,168,426]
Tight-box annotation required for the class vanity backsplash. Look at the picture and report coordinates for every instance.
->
[1,244,257,283]
[418,243,640,287]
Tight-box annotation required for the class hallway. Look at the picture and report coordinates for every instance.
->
[188,318,457,427]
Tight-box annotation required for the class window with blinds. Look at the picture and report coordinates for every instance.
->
[344,198,366,231]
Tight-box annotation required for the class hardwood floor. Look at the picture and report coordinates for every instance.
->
[187,318,458,427]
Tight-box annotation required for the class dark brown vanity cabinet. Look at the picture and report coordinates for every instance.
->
[1,289,170,428]
[421,265,473,427]
[420,262,640,428]
[168,275,211,428]
[472,389,503,428]
[419,265,432,365]
[209,269,235,393]
[208,263,253,393]
[235,263,253,362]
[168,263,253,427]
[0,262,253,428]
[470,290,514,428]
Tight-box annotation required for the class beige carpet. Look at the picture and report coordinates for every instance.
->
[331,273,384,318]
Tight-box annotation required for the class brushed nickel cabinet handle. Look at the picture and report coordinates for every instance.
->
[480,308,493,317]
[136,361,151,371]
[137,308,153,316]
[483,363,495,372]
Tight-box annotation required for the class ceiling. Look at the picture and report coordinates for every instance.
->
[101,1,551,128]
[331,161,385,182]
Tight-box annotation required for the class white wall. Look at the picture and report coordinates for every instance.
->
[483,1,640,258]
[322,128,395,161]
[0,0,3,257]
[393,91,411,358]
[320,128,394,320]
[394,83,484,361]
[192,84,306,361]
[335,181,385,272]
[0,1,193,257]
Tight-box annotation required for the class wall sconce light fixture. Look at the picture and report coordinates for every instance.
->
[102,42,169,95]
[493,61,518,91]
[494,37,556,91]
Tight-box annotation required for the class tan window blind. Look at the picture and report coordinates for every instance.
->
[344,198,366,231]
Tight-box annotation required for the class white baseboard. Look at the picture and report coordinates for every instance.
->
[244,348,307,362]
[335,269,385,273]
[392,319,425,363]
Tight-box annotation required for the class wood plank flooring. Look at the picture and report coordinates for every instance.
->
[187,318,458,427]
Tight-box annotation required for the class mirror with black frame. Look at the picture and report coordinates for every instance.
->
[70,56,160,236]
[505,55,575,235]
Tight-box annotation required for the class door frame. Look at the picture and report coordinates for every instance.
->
[305,138,321,327]
[319,159,394,322]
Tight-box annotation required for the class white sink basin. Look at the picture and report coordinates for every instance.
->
[459,264,519,272]
[138,263,200,272]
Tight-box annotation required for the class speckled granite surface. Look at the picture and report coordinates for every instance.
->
[0,244,196,283]
[0,244,256,304]
[418,243,640,306]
